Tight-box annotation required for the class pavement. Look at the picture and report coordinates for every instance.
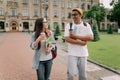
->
[0,32,120,80]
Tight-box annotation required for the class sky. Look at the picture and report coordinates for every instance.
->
[99,0,113,9]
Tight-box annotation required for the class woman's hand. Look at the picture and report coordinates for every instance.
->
[34,33,46,47]
[38,33,46,40]
[45,29,51,37]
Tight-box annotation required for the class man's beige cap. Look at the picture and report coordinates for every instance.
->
[72,8,83,16]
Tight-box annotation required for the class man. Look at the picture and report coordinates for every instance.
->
[64,8,93,80]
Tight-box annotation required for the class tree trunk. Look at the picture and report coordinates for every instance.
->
[97,20,100,31]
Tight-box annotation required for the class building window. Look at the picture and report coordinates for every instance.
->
[102,23,105,30]
[68,12,71,18]
[112,24,115,29]
[54,10,58,17]
[23,22,29,29]
[61,13,64,18]
[62,22,65,30]
[74,3,79,8]
[13,0,18,2]
[53,0,58,6]
[0,7,4,16]
[33,0,38,4]
[67,2,72,8]
[0,21,4,29]
[61,1,64,8]
[81,3,85,9]
[87,4,91,10]
[88,0,92,2]
[44,10,48,18]
[11,8,16,16]
[23,9,28,16]
[34,9,38,17]
[53,22,58,29]
[23,0,28,4]
[107,23,110,29]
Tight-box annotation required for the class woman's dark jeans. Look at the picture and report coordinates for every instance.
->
[36,59,52,80]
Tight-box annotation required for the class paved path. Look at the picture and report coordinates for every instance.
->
[0,32,120,80]
[0,32,36,80]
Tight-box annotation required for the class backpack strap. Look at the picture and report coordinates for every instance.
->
[69,22,73,29]
[69,21,87,28]
[83,21,87,27]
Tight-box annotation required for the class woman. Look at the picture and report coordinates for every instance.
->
[30,18,55,80]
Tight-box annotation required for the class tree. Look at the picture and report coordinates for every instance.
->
[54,24,61,36]
[107,24,113,34]
[108,0,120,29]
[48,24,51,30]
[84,4,106,30]
[92,19,100,41]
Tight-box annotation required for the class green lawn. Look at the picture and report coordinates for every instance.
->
[88,32,120,71]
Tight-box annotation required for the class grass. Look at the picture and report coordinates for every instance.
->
[88,32,120,71]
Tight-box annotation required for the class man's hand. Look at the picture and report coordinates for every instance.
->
[77,40,87,46]
[69,31,78,39]
[69,31,93,41]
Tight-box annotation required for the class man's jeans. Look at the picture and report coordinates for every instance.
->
[36,59,52,80]
[67,55,87,80]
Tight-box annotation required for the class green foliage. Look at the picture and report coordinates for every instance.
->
[84,4,106,30]
[84,4,106,21]
[92,19,100,41]
[54,24,61,36]
[48,24,51,30]
[109,0,120,28]
[107,24,113,34]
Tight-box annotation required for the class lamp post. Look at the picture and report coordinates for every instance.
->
[42,0,48,20]
[91,0,93,7]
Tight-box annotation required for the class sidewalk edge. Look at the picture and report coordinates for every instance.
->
[88,59,120,75]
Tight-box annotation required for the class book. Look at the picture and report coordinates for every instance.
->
[46,36,52,48]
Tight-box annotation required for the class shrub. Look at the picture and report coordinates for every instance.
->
[107,24,113,34]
